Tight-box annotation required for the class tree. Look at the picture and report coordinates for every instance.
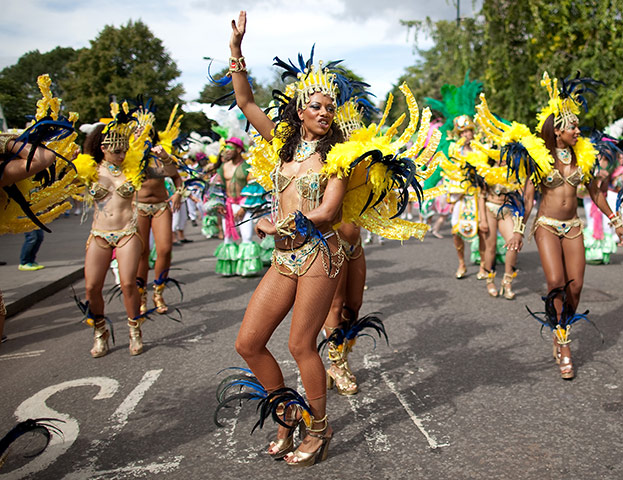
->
[387,16,486,126]
[397,0,623,130]
[62,20,184,129]
[0,47,79,128]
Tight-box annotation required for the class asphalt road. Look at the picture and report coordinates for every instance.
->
[1,220,622,480]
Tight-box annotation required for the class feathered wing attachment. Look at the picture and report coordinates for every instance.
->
[526,282,596,345]
[158,104,183,156]
[0,418,64,467]
[214,367,268,428]
[588,129,622,173]
[0,74,81,235]
[323,83,439,240]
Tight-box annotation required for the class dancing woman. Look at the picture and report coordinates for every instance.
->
[75,112,150,357]
[135,106,184,314]
[477,73,623,379]
[228,11,347,466]
[467,145,525,299]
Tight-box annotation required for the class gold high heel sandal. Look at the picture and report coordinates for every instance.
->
[558,341,574,380]
[90,317,110,358]
[486,272,498,297]
[499,272,516,300]
[285,415,332,467]
[268,404,301,459]
[326,341,358,395]
[128,317,145,356]
[153,283,168,314]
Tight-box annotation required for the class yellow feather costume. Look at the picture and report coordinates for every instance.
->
[248,83,441,240]
[475,92,596,186]
[0,74,82,235]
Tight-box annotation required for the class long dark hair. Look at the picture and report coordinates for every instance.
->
[83,123,107,164]
[540,114,576,164]
[276,100,344,164]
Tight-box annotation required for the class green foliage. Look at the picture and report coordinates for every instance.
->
[398,0,623,131]
[0,47,79,128]
[62,20,184,129]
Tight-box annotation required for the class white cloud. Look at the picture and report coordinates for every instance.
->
[1,0,481,103]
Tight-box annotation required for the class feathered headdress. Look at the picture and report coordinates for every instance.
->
[101,101,137,151]
[536,71,602,133]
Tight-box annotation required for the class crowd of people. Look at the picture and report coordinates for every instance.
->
[1,9,623,470]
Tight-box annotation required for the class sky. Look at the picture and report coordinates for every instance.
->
[0,0,481,103]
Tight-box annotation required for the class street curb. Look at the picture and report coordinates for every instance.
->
[6,267,84,318]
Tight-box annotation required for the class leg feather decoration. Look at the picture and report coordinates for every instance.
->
[72,286,115,343]
[214,367,268,428]
[526,281,596,345]
[319,312,389,353]
[254,388,313,433]
[0,418,64,467]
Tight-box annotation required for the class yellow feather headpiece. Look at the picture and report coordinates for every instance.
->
[295,63,339,110]
[536,72,580,133]
[101,101,136,151]
[335,100,364,139]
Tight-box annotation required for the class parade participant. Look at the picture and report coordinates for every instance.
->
[212,136,262,277]
[476,73,623,379]
[135,106,184,314]
[219,11,436,466]
[74,105,151,357]
[466,144,524,299]
[1,74,80,348]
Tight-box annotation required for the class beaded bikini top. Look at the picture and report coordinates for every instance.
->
[88,181,135,201]
[541,167,583,189]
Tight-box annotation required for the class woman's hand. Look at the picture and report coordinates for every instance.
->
[230,11,246,54]
[151,145,171,161]
[504,232,524,252]
[169,192,182,212]
[479,220,489,234]
[255,217,276,239]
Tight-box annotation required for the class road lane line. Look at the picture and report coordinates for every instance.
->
[365,354,449,450]
[0,350,45,361]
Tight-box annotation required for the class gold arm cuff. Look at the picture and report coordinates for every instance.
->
[0,133,17,155]
[228,56,247,75]
[513,215,526,235]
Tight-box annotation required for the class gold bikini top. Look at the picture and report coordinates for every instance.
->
[271,167,328,200]
[489,183,511,196]
[88,181,136,201]
[541,168,583,189]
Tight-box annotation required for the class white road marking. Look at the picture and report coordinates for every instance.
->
[1,377,119,480]
[365,354,449,450]
[0,350,45,361]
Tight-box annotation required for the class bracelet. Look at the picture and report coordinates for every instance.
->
[228,56,247,75]
[608,212,616,220]
[275,213,296,238]
[512,215,526,235]
[0,133,16,155]
[609,212,623,229]
[160,153,175,165]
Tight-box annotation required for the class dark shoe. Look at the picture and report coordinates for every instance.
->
[191,220,198,227]
[172,241,182,246]
[180,238,194,243]
[1,335,7,343]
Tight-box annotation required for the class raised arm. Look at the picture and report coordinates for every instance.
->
[0,141,56,187]
[229,11,275,141]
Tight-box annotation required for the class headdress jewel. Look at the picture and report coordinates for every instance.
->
[295,62,339,110]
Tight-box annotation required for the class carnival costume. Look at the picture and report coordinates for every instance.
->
[212,139,263,277]
[74,101,152,357]
[134,103,186,314]
[476,72,620,378]
[216,45,441,464]
[0,75,80,351]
